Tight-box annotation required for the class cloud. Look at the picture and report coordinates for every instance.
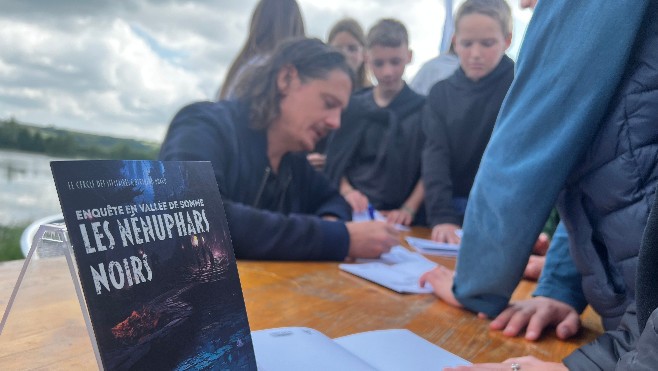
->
[0,0,529,142]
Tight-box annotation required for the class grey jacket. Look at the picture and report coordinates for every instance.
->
[557,1,658,330]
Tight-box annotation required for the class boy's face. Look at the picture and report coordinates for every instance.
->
[366,44,411,94]
[454,13,511,82]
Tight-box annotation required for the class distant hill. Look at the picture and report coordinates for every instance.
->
[0,118,160,160]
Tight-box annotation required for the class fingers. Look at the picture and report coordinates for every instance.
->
[555,310,580,339]
[431,227,441,242]
[532,232,550,255]
[386,210,412,225]
[490,298,578,341]
[306,153,326,170]
[494,305,534,338]
[431,224,462,243]
[525,307,554,340]
[346,192,368,212]
[506,308,537,339]
[446,233,461,244]
[523,255,545,281]
[419,269,433,287]
[419,267,440,285]
[489,306,516,331]
[366,222,399,255]
[382,223,400,249]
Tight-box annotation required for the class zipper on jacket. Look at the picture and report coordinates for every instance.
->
[252,166,271,208]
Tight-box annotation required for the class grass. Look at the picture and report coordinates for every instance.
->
[0,224,26,262]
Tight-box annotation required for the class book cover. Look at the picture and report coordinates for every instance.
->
[50,160,256,370]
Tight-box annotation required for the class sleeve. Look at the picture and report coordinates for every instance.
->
[452,1,651,317]
[533,222,588,313]
[421,92,460,227]
[224,202,349,261]
[160,103,350,261]
[615,307,658,371]
[563,303,641,371]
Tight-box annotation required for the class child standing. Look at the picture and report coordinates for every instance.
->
[325,18,426,226]
[422,0,514,242]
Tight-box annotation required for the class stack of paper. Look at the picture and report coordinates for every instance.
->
[405,236,460,257]
[339,246,436,294]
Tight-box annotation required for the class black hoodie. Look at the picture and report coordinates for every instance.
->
[422,55,514,227]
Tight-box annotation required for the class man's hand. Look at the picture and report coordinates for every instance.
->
[345,221,399,259]
[431,223,461,244]
[445,356,566,371]
[419,266,463,308]
[486,297,581,341]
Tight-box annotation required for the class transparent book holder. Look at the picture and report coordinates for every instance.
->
[0,222,102,369]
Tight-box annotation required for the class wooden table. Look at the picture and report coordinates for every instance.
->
[0,228,603,369]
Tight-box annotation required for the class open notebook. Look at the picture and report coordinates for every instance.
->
[252,327,470,370]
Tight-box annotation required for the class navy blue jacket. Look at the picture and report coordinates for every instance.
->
[159,100,351,260]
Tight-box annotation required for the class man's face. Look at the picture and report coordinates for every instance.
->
[276,68,352,152]
[366,44,411,95]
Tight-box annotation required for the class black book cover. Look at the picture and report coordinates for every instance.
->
[50,160,256,370]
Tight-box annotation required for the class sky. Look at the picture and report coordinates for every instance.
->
[0,0,533,142]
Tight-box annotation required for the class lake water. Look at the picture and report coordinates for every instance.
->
[0,149,68,226]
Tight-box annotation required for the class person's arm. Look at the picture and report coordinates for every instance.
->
[225,202,349,260]
[616,307,658,371]
[533,222,587,311]
[386,180,424,226]
[421,98,459,226]
[339,176,369,213]
[159,102,350,261]
[453,1,650,318]
[564,303,641,370]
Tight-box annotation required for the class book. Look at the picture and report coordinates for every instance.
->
[251,327,470,370]
[50,160,257,370]
[339,246,437,294]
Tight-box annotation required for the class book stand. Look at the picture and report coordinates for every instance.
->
[0,222,103,370]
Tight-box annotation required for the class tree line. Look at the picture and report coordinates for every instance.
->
[0,118,160,160]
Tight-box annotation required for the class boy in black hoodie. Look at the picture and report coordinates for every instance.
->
[422,0,514,243]
[325,18,426,226]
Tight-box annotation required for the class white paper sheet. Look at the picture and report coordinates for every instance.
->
[340,247,436,294]
[405,236,460,257]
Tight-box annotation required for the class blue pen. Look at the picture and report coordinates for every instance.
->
[367,204,375,220]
